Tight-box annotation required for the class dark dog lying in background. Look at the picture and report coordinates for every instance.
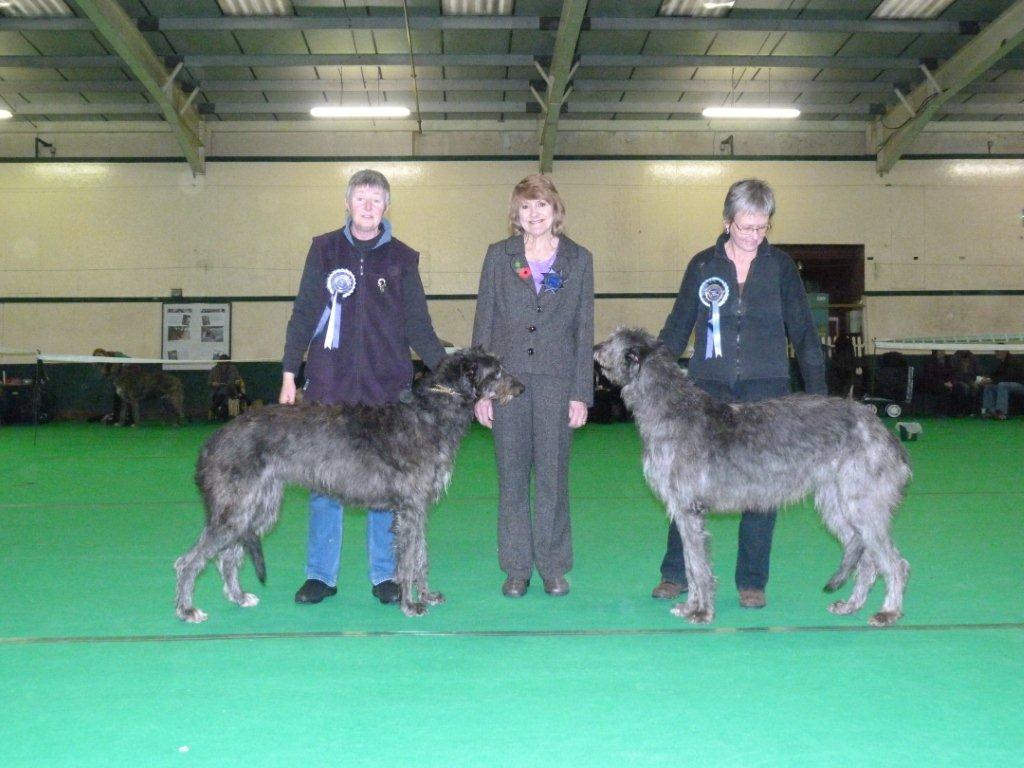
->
[98,359,185,426]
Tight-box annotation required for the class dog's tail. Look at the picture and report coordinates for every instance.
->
[242,533,267,584]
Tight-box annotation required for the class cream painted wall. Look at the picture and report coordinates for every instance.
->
[2,157,1023,362]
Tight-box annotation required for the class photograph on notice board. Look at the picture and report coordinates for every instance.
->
[162,303,231,370]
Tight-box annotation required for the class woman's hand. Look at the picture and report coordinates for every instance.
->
[278,373,297,405]
[568,400,588,429]
[474,398,494,429]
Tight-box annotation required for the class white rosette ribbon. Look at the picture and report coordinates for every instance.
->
[698,277,730,360]
[322,268,357,350]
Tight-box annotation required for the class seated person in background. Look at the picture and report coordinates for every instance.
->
[980,350,1024,420]
[950,349,982,416]
[827,333,859,397]
[920,349,955,416]
[208,354,249,420]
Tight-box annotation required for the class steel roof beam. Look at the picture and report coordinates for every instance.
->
[11,77,1024,97]
[73,0,205,174]
[4,53,1023,72]
[871,0,1024,174]
[18,100,1023,118]
[0,15,981,35]
[536,0,588,173]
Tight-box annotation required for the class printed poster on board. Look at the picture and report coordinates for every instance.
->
[162,303,231,370]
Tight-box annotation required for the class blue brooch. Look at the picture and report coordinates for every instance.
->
[540,269,564,293]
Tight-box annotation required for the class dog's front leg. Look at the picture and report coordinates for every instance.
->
[394,510,427,617]
[668,504,716,624]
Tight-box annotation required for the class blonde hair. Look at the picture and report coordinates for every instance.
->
[508,174,566,236]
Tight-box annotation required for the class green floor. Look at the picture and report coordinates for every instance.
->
[1,419,1021,767]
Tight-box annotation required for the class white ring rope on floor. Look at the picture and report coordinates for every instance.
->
[1,348,460,366]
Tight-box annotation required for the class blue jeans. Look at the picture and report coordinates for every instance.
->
[306,492,396,587]
[982,381,1024,414]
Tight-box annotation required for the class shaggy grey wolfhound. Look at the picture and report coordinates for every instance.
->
[594,328,911,627]
[174,348,524,622]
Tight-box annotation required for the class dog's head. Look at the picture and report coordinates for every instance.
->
[434,348,525,405]
[594,328,660,387]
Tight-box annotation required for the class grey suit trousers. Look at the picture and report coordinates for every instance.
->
[492,372,574,580]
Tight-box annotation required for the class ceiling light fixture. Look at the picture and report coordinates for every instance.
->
[0,108,12,119]
[702,106,800,119]
[310,105,411,119]
[658,0,729,16]
[0,0,72,16]
[871,0,955,20]
[217,0,292,15]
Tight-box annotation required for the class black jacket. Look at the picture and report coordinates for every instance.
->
[282,222,445,406]
[659,233,826,395]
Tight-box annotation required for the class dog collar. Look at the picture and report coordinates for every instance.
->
[426,385,464,398]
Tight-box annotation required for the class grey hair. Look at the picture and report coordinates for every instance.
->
[722,178,775,222]
[346,169,391,207]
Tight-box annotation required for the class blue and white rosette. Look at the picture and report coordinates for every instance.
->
[698,277,730,360]
[322,268,356,350]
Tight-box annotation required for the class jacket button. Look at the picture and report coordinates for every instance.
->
[527,325,536,332]
[527,348,534,355]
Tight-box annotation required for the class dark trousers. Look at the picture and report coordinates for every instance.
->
[492,373,574,580]
[658,376,791,591]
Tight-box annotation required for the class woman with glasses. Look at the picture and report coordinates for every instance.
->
[650,178,827,610]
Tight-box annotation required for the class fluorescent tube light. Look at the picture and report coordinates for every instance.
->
[871,0,955,19]
[310,105,411,119]
[217,0,292,15]
[702,106,800,119]
[659,0,729,16]
[0,0,72,16]
[442,0,513,14]
[0,108,12,119]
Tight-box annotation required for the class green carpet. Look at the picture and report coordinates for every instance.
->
[1,419,1021,766]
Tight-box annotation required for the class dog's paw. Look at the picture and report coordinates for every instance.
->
[421,591,445,606]
[827,599,858,616]
[238,592,260,608]
[670,602,713,624]
[868,610,901,627]
[177,606,208,624]
[401,602,428,617]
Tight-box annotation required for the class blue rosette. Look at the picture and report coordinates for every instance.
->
[698,277,730,359]
[321,268,357,350]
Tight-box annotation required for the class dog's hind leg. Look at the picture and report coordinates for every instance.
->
[175,527,232,623]
[816,485,864,593]
[668,504,716,624]
[217,544,260,608]
[860,520,908,627]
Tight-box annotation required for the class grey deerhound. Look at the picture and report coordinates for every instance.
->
[594,328,911,627]
[174,348,523,622]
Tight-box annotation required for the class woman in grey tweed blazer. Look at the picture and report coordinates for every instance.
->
[472,174,595,599]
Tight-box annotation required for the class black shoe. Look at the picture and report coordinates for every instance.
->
[371,580,401,605]
[542,575,570,596]
[501,576,530,598]
[294,578,337,604]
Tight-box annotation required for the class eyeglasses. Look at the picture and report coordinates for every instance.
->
[730,223,772,235]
